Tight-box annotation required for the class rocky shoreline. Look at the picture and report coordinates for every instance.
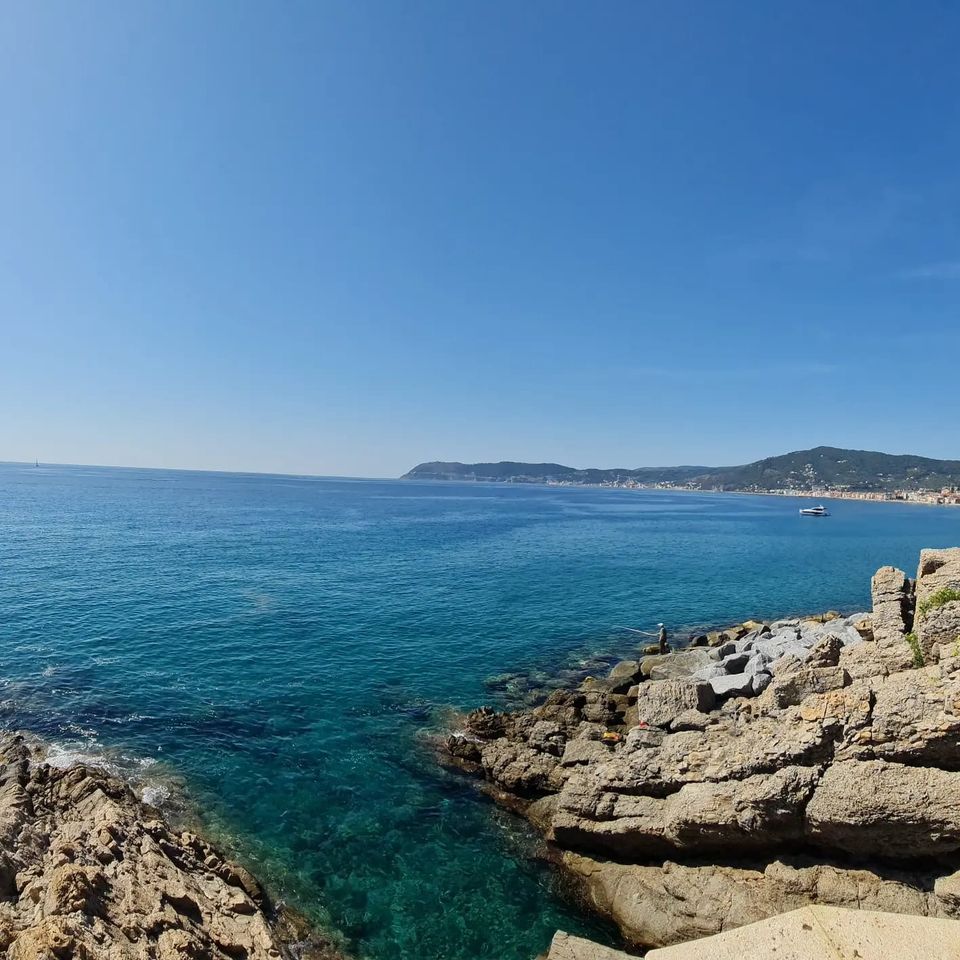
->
[443,548,960,956]
[0,733,343,960]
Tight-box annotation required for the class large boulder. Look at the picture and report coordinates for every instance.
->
[479,740,561,796]
[762,663,849,710]
[607,661,643,693]
[707,672,757,700]
[642,649,717,681]
[918,602,960,662]
[916,548,960,604]
[562,852,954,950]
[551,765,818,858]
[805,759,960,857]
[634,681,715,728]
[849,667,960,768]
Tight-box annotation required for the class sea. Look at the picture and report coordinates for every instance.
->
[1,462,958,959]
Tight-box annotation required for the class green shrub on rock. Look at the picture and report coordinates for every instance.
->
[918,588,960,621]
[905,632,925,668]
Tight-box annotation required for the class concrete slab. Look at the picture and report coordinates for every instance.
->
[645,905,960,960]
[544,931,633,960]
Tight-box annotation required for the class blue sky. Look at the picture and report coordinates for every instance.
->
[2,1,960,477]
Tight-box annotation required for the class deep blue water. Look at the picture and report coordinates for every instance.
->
[2,463,959,959]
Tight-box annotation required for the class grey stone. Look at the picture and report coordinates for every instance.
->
[708,672,756,700]
[720,652,750,672]
[743,653,771,676]
[689,664,728,681]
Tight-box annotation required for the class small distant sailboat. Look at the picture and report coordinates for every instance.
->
[35,458,39,468]
[799,504,829,517]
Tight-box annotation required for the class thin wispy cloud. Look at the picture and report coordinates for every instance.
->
[899,260,960,280]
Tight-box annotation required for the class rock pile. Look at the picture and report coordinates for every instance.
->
[447,549,960,952]
[0,735,341,960]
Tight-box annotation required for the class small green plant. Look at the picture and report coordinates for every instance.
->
[905,632,925,668]
[917,587,960,621]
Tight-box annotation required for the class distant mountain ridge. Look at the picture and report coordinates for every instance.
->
[402,447,960,492]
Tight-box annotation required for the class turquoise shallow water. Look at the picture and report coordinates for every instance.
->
[2,463,960,959]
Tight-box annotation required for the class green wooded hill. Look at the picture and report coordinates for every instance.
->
[402,447,960,492]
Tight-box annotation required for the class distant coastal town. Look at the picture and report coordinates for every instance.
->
[402,446,960,505]
[553,476,960,506]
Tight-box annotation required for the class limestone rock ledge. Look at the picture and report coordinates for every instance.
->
[445,549,960,954]
[0,734,341,960]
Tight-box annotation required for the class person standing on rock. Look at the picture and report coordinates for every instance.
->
[620,623,670,654]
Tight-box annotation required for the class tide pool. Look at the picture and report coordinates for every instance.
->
[1,463,958,959]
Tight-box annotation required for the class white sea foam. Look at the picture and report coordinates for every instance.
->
[140,784,171,807]
[43,741,177,812]
[44,743,120,775]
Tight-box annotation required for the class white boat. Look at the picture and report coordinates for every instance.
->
[799,504,829,517]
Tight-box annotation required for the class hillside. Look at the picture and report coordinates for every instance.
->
[705,447,960,491]
[402,447,960,492]
[401,461,709,485]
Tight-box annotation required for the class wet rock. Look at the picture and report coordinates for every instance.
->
[480,740,562,796]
